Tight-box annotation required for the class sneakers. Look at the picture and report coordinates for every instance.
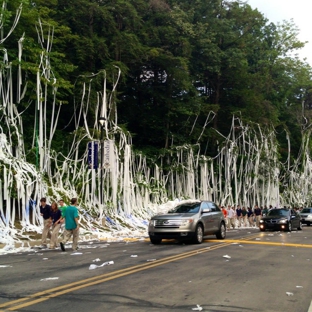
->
[60,242,65,251]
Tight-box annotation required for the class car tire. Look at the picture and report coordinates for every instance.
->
[193,224,203,244]
[150,237,162,244]
[216,222,226,239]
[297,221,303,231]
[307,223,311,226]
[286,222,292,232]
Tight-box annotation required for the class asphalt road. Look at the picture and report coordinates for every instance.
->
[1,226,312,312]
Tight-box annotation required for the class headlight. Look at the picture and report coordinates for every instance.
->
[149,220,155,226]
[260,220,264,223]
[180,219,194,226]
[278,219,288,224]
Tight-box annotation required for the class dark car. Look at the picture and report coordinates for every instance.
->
[300,208,312,226]
[148,200,226,244]
[259,208,302,232]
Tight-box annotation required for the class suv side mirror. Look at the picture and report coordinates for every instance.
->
[202,208,211,213]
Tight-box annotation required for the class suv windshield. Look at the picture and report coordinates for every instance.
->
[169,203,201,214]
[267,209,288,217]
[301,208,312,213]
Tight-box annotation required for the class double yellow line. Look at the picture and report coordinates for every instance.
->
[0,234,259,311]
[215,239,312,248]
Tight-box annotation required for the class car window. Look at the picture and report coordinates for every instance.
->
[169,203,200,213]
[201,202,209,210]
[267,209,288,217]
[301,208,312,213]
[208,202,217,211]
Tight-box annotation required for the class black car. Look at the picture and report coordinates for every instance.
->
[259,208,302,232]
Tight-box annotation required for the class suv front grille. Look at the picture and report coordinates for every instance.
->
[155,220,181,228]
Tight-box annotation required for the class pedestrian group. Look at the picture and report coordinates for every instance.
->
[221,204,281,230]
[39,197,80,251]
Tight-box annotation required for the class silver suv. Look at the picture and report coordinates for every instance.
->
[148,200,226,244]
[300,208,312,226]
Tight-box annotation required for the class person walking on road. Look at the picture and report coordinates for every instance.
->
[60,197,79,252]
[241,206,248,227]
[40,197,52,248]
[247,207,254,227]
[49,202,62,249]
[236,205,242,227]
[254,204,262,228]
[227,205,235,229]
[58,199,67,217]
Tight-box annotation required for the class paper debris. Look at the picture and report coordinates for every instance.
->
[147,259,156,262]
[40,277,59,281]
[71,252,83,255]
[296,286,303,288]
[130,255,138,257]
[92,258,101,262]
[89,261,114,270]
[43,258,48,260]
[192,304,203,311]
[286,292,293,296]
[0,265,12,268]
[223,255,231,259]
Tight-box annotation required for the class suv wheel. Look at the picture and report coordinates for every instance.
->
[297,221,303,231]
[193,224,203,244]
[150,237,162,244]
[216,222,226,239]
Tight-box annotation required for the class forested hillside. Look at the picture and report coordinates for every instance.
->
[4,0,312,158]
[1,0,312,243]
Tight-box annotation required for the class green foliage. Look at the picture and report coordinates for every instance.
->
[1,0,312,163]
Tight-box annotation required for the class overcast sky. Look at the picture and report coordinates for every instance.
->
[247,0,311,64]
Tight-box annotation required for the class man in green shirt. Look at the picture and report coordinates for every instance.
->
[58,199,67,217]
[60,198,79,251]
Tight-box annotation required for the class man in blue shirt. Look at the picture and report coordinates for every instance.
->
[60,198,79,251]
[236,205,242,227]
[39,197,52,247]
[254,204,262,228]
